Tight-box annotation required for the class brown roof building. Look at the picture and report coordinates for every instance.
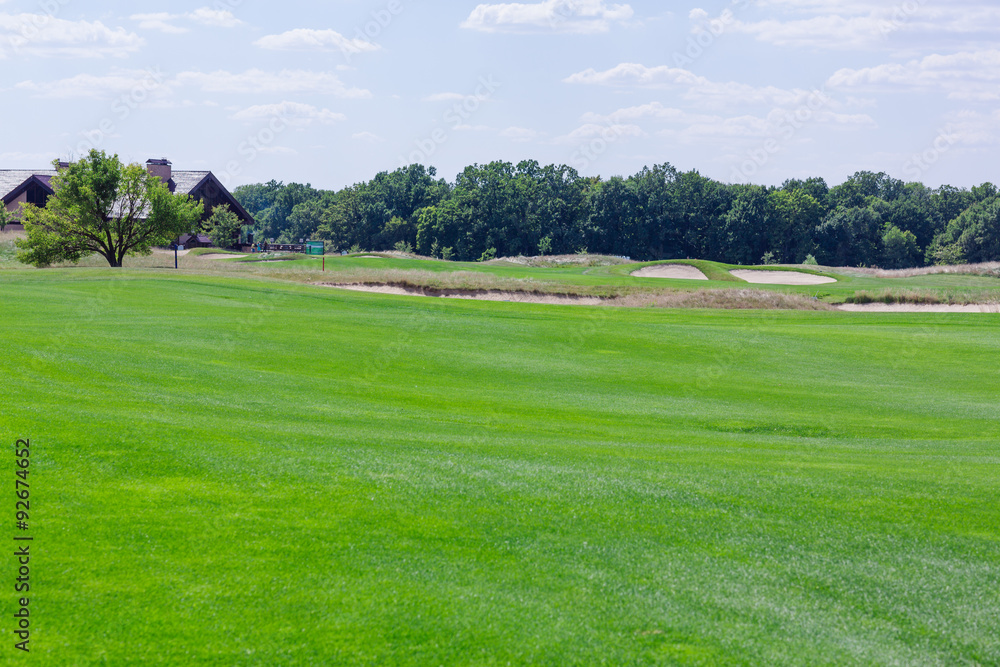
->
[1,159,254,236]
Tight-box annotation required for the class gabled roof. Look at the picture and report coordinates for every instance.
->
[2,165,254,225]
[170,171,212,196]
[0,170,57,204]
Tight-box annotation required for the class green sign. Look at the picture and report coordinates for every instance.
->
[305,241,325,256]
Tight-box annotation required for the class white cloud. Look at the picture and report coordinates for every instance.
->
[130,12,186,34]
[828,50,1000,101]
[721,2,1000,51]
[352,131,385,143]
[564,63,833,109]
[231,102,346,126]
[556,123,645,144]
[0,14,143,58]
[564,63,703,87]
[254,29,380,56]
[462,0,634,34]
[175,69,372,99]
[188,8,243,28]
[14,68,167,99]
[129,8,242,34]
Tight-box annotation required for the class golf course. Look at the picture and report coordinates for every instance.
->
[2,249,999,664]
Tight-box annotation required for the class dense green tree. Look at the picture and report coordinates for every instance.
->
[881,225,921,269]
[16,151,203,267]
[782,177,830,210]
[828,171,904,210]
[768,189,823,263]
[927,196,1000,264]
[814,207,883,267]
[202,204,243,249]
[720,185,772,265]
[235,162,999,268]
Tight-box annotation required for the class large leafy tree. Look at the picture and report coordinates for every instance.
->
[926,196,1000,264]
[16,151,203,267]
[202,204,243,249]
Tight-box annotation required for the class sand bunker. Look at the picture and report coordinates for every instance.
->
[631,264,708,280]
[838,303,1000,313]
[353,255,386,259]
[731,270,837,285]
[319,283,602,305]
[200,254,248,260]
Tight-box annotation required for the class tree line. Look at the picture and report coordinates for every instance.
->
[234,162,1000,268]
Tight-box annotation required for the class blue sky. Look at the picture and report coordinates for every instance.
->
[2,0,998,190]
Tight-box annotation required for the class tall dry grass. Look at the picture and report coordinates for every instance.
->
[841,262,1000,279]
[845,289,1000,306]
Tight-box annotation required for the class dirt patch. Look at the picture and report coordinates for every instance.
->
[838,303,1000,313]
[319,283,603,305]
[631,264,708,280]
[200,254,248,260]
[731,270,837,285]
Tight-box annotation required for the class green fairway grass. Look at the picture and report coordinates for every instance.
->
[2,269,999,664]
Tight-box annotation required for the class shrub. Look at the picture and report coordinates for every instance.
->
[802,254,818,266]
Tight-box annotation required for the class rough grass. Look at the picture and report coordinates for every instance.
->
[843,261,1000,279]
[491,253,636,268]
[846,288,1000,305]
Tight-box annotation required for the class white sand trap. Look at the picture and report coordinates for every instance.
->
[838,303,1000,313]
[319,283,602,305]
[353,255,385,259]
[200,254,248,260]
[731,270,837,285]
[631,264,708,280]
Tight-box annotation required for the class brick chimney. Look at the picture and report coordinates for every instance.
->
[146,158,172,182]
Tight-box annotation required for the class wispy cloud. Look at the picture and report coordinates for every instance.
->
[254,29,380,56]
[0,14,142,58]
[14,68,166,99]
[231,101,346,126]
[828,49,1000,101]
[175,69,372,99]
[129,7,242,34]
[462,0,633,34]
